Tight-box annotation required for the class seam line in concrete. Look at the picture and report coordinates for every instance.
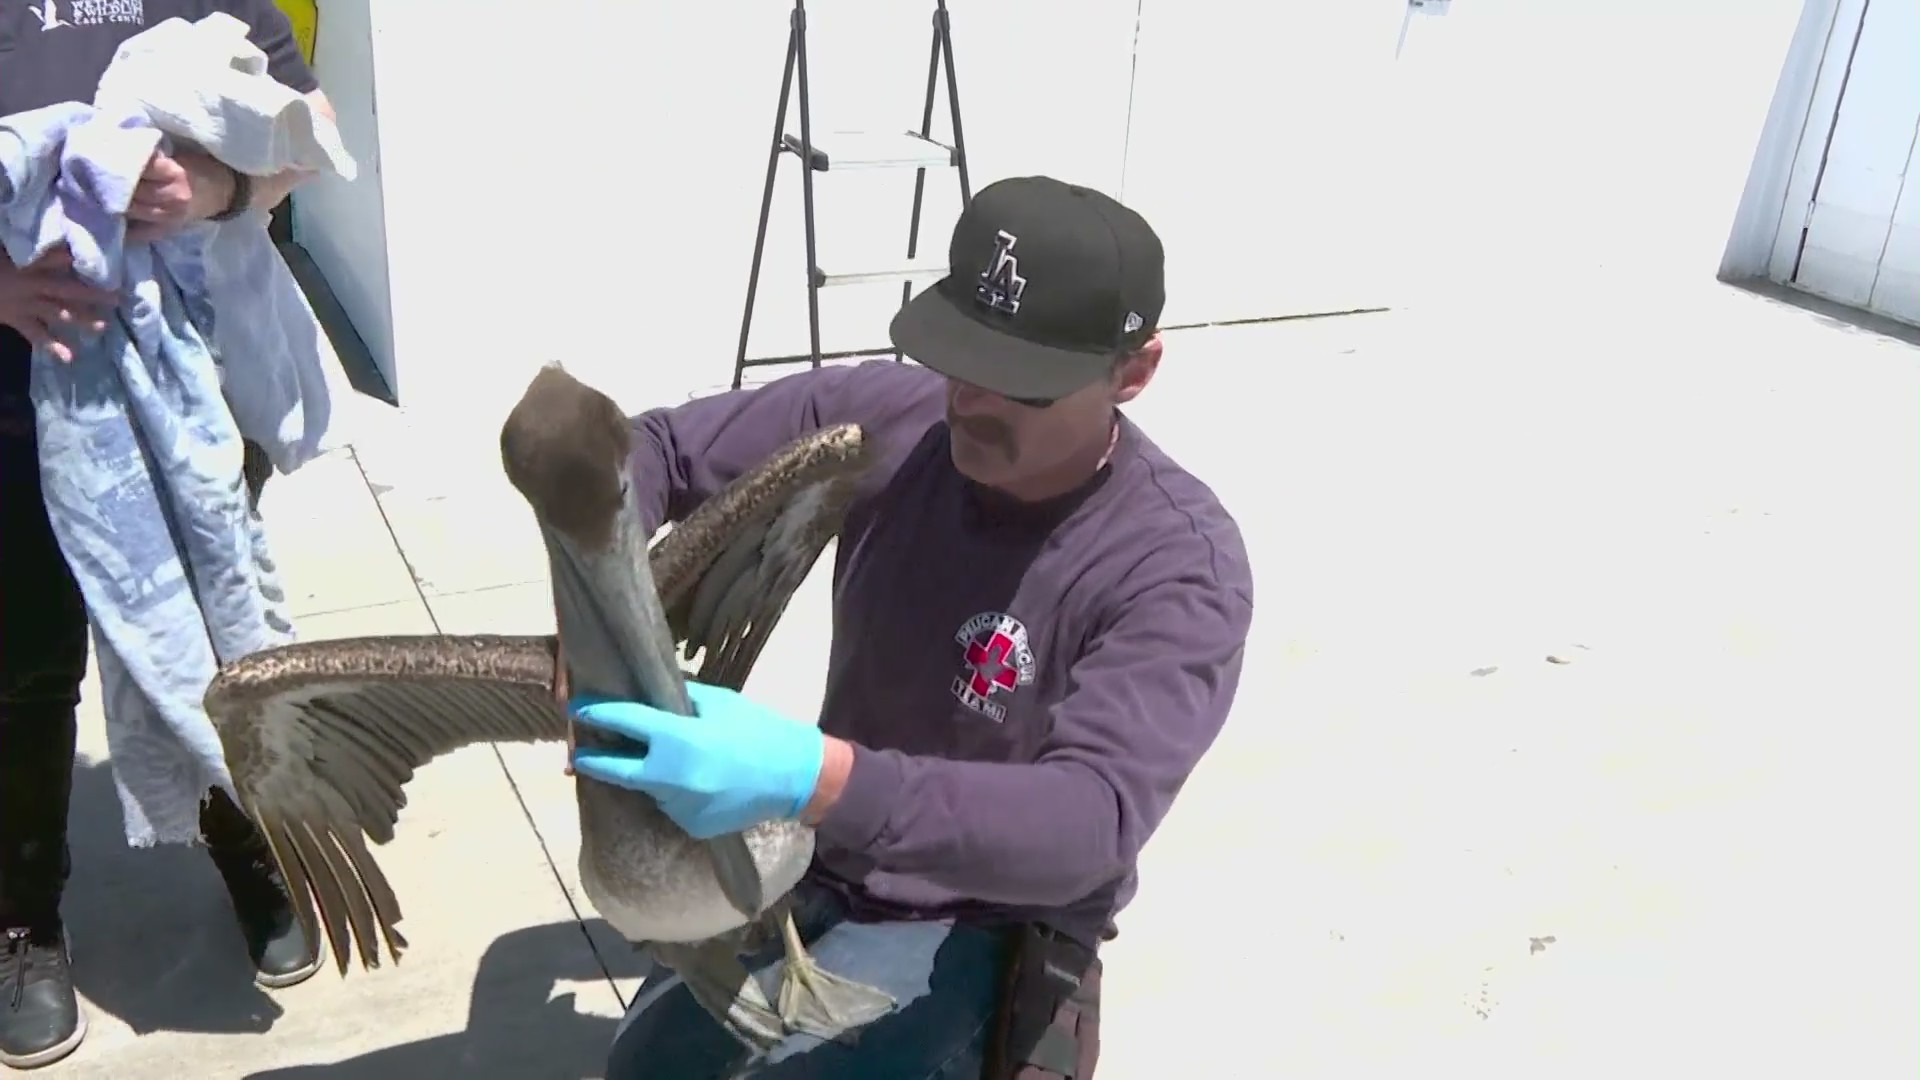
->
[342,445,628,1005]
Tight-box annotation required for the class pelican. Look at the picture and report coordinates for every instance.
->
[201,365,895,1049]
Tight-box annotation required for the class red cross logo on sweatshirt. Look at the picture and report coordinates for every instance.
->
[966,631,1022,698]
[952,611,1036,723]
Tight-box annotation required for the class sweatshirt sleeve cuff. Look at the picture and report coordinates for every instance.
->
[813,744,904,855]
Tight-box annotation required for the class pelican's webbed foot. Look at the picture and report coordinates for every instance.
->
[774,910,895,1043]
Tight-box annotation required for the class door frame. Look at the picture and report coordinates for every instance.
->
[1764,0,1873,282]
[1720,0,1861,282]
[271,0,392,402]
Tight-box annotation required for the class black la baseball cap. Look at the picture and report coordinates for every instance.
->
[889,175,1165,403]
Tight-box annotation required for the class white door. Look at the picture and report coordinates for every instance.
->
[1121,0,1411,328]
[1868,121,1920,322]
[1773,0,1920,324]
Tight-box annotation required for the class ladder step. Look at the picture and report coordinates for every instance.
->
[812,257,950,288]
[782,131,958,171]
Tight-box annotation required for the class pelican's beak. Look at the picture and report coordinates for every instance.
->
[542,478,692,762]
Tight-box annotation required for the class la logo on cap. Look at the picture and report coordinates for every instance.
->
[975,230,1026,317]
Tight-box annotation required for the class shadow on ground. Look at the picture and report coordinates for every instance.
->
[65,756,648,1077]
[65,757,286,1037]
[241,920,642,1079]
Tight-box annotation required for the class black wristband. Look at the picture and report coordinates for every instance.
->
[210,165,253,223]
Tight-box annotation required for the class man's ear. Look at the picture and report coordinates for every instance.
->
[1113,333,1162,405]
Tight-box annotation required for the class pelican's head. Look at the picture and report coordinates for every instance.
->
[499,364,633,554]
[499,365,691,734]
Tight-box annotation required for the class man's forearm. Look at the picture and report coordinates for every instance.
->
[807,740,1132,909]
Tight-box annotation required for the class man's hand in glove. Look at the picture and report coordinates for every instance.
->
[568,682,851,839]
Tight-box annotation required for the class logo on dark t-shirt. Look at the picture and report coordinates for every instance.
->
[951,611,1036,723]
[30,0,146,30]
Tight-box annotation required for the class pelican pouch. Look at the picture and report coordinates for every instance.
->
[985,923,1103,1079]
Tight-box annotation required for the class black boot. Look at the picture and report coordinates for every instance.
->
[0,923,83,1071]
[0,708,84,1071]
[199,789,320,989]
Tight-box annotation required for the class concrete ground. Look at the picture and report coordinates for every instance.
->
[38,284,1920,1079]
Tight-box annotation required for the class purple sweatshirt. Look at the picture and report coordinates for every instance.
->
[628,360,1253,945]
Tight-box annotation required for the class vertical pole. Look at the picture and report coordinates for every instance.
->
[894,13,945,363]
[938,0,973,203]
[733,19,800,390]
[794,0,825,371]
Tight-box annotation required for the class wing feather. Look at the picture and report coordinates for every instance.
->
[338,827,407,958]
[655,423,873,692]
[296,820,372,972]
[693,475,853,689]
[258,822,327,964]
[681,515,772,647]
[206,634,568,973]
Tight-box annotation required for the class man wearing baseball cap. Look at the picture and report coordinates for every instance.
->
[589,175,1253,1078]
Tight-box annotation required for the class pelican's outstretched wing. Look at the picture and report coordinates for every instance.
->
[204,421,875,977]
[205,634,565,975]
[655,422,872,691]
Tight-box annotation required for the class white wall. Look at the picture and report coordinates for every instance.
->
[1122,0,1412,328]
[1035,0,1830,333]
[335,0,1137,428]
[290,0,395,392]
[1384,0,1816,320]
[296,0,1834,432]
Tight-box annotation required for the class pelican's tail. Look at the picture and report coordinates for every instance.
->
[652,940,789,1052]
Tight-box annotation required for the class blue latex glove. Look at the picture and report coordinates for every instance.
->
[568,682,826,840]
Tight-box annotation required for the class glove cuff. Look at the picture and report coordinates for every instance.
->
[782,727,828,817]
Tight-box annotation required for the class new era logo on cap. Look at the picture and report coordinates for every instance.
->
[889,175,1167,404]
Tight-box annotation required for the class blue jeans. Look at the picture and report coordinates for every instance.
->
[605,882,1008,1079]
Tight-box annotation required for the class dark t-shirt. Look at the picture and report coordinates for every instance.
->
[0,0,318,394]
[630,361,1255,945]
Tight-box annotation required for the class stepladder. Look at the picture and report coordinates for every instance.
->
[731,0,974,391]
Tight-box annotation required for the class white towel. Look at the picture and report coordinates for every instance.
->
[96,11,357,475]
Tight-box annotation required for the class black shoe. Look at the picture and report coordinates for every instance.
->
[0,921,85,1071]
[200,791,320,990]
